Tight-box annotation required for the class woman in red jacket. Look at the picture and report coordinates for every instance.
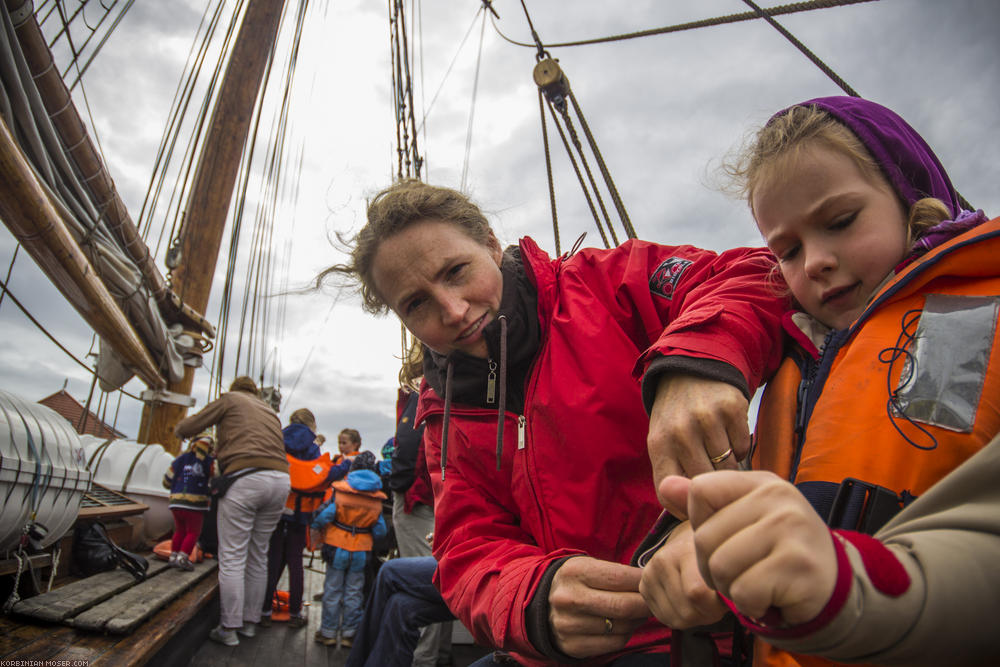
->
[322,180,786,665]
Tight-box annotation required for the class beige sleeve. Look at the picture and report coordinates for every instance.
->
[766,434,1000,666]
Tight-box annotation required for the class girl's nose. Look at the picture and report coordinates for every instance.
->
[804,244,837,278]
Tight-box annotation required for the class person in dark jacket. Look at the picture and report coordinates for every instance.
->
[162,433,215,571]
[262,407,350,628]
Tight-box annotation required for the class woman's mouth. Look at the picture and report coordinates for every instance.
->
[456,314,488,342]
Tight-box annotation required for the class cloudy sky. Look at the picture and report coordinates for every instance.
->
[1,0,998,457]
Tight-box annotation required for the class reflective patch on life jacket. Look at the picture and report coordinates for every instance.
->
[892,294,998,434]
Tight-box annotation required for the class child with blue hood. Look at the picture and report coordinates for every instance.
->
[313,450,387,649]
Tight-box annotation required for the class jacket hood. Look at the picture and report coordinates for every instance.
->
[346,469,383,491]
[283,422,320,460]
[777,96,968,217]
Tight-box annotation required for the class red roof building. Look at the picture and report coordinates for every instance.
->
[38,389,126,439]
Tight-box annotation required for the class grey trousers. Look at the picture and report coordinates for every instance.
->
[393,491,453,667]
[217,469,290,629]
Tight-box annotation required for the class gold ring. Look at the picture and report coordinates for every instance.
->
[604,617,614,635]
[709,448,733,465]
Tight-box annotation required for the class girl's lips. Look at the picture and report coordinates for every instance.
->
[821,282,858,305]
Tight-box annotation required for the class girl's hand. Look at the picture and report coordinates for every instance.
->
[548,556,650,658]
[639,520,728,629]
[673,471,838,625]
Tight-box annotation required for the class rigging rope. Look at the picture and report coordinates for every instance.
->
[0,277,141,401]
[740,0,859,97]
[460,7,488,191]
[493,0,879,49]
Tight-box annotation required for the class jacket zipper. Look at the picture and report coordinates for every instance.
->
[517,415,526,449]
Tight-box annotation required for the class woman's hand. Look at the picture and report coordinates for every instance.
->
[647,375,749,504]
[639,521,728,629]
[548,557,650,658]
[665,471,838,625]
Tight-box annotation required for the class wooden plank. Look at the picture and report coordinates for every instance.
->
[0,553,51,576]
[72,559,216,633]
[12,559,170,622]
[89,572,218,667]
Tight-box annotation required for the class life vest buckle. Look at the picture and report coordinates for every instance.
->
[827,477,907,535]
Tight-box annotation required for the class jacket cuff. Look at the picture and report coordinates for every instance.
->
[524,555,586,663]
[641,356,750,414]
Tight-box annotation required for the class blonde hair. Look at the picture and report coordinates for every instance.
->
[289,408,317,431]
[724,104,950,246]
[316,180,496,315]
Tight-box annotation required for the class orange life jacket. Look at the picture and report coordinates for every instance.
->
[751,217,1000,666]
[285,452,334,516]
[322,479,386,552]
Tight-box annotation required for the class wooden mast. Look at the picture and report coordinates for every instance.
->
[138,0,288,451]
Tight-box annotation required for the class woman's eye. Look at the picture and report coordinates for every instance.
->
[404,297,425,315]
[447,263,467,279]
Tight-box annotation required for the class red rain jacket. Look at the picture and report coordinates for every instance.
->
[418,236,785,665]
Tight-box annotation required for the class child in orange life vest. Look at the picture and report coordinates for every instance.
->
[261,408,351,628]
[639,97,998,665]
[312,451,387,648]
[162,433,215,571]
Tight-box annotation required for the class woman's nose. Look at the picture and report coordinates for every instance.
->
[439,292,467,325]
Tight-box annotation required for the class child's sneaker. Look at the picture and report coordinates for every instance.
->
[287,613,307,628]
[340,633,354,649]
[176,553,195,571]
[314,630,337,646]
[169,551,180,567]
[209,626,239,646]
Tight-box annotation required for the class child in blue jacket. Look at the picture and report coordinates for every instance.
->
[162,434,215,570]
[312,451,387,648]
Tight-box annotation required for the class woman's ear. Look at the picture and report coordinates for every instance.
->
[487,230,503,266]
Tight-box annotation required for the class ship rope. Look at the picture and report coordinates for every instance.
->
[517,0,634,251]
[491,0,879,50]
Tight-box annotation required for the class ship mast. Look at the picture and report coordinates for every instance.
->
[138,0,288,452]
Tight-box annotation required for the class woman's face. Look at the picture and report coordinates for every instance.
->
[372,218,503,359]
[753,143,908,330]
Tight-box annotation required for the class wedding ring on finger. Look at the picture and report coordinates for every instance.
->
[709,447,733,466]
[604,617,614,635]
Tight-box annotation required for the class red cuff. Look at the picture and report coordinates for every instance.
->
[725,528,852,639]
[833,530,910,596]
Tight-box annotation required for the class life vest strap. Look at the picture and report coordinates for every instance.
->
[798,478,914,535]
[332,519,373,536]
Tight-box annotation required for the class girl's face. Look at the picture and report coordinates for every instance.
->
[752,143,908,330]
[371,218,503,359]
[337,434,356,454]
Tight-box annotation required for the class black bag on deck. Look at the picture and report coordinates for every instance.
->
[70,521,149,581]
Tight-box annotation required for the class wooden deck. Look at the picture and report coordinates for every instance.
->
[1,557,218,665]
[191,560,493,667]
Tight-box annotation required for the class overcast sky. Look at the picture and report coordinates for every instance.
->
[1,0,997,457]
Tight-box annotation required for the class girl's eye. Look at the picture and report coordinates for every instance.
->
[830,211,858,230]
[776,244,800,262]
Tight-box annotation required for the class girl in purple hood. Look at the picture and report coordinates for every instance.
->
[641,96,999,666]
